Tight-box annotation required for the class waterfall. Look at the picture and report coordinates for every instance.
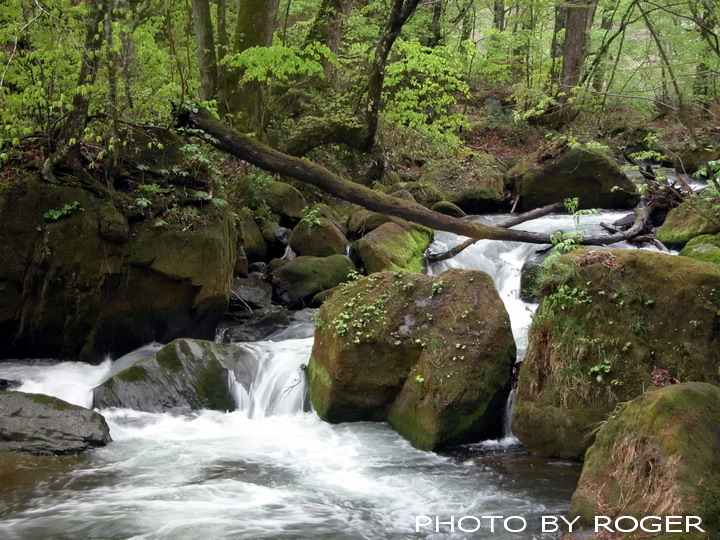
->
[228,338,312,419]
[427,210,661,439]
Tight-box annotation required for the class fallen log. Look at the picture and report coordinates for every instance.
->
[179,105,651,247]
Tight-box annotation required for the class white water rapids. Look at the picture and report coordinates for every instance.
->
[0,209,661,540]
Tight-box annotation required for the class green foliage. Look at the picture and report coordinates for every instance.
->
[300,206,322,227]
[222,42,334,86]
[383,40,469,148]
[43,201,83,221]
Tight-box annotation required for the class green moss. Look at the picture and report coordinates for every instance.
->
[117,364,148,382]
[307,356,332,418]
[679,233,720,263]
[356,222,433,274]
[196,359,234,411]
[657,196,720,247]
[514,249,720,459]
[570,383,720,538]
[156,340,184,372]
[25,393,77,411]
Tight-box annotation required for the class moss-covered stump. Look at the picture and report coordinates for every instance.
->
[0,177,237,363]
[355,222,433,274]
[656,195,720,247]
[417,153,507,212]
[511,147,639,211]
[309,270,515,450]
[568,383,720,539]
[257,180,307,224]
[0,391,111,455]
[513,249,720,460]
[271,254,356,307]
[93,339,238,412]
[289,217,347,257]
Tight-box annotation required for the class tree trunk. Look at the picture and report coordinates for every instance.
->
[192,0,219,101]
[305,0,355,80]
[555,0,598,124]
[421,0,444,47]
[493,0,505,31]
[548,2,567,90]
[227,0,280,129]
[180,106,651,247]
[42,0,109,183]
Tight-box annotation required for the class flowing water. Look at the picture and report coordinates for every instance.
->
[0,209,661,540]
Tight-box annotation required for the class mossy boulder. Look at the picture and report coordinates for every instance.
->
[93,338,238,412]
[513,249,720,459]
[568,383,720,539]
[309,269,515,450]
[258,181,307,224]
[0,177,236,363]
[347,210,395,237]
[679,233,720,264]
[355,222,433,274]
[271,254,356,307]
[511,147,639,211]
[431,201,466,218]
[417,153,507,212]
[238,214,267,263]
[0,391,111,455]
[289,217,347,257]
[656,195,720,247]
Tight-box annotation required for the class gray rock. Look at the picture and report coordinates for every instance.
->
[219,306,291,342]
[230,277,273,310]
[93,338,239,412]
[0,391,111,455]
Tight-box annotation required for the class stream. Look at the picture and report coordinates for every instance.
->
[0,209,663,540]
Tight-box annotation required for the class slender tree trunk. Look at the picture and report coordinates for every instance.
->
[548,2,567,90]
[635,0,683,109]
[555,0,598,124]
[227,0,280,129]
[493,0,505,31]
[42,0,109,183]
[421,0,444,47]
[215,0,229,103]
[306,0,355,79]
[460,5,474,42]
[192,0,219,101]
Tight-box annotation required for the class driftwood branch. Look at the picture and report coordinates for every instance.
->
[427,203,564,263]
[179,106,650,247]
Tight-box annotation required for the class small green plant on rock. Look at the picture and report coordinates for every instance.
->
[43,201,83,221]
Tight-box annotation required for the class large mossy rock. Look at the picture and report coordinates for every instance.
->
[93,338,238,412]
[513,249,720,459]
[0,177,236,363]
[417,153,507,212]
[289,217,347,257]
[308,270,515,450]
[679,233,720,264]
[0,391,111,455]
[511,147,639,211]
[271,254,356,307]
[238,214,267,263]
[355,222,433,274]
[568,383,720,539]
[656,195,720,247]
[257,180,307,224]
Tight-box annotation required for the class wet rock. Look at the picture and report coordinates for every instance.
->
[430,201,466,218]
[568,383,720,539]
[679,233,720,264]
[219,306,291,342]
[355,222,433,274]
[271,255,356,307]
[0,177,237,363]
[656,194,720,247]
[0,379,19,391]
[519,251,548,302]
[238,214,267,263]
[511,147,639,211]
[229,277,273,310]
[0,391,111,455]
[289,217,347,257]
[258,181,307,224]
[93,338,238,412]
[513,249,720,459]
[309,269,515,450]
[416,153,507,212]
